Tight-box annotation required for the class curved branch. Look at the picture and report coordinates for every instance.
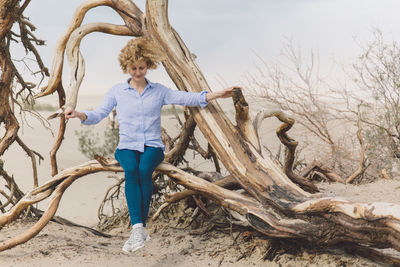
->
[275,114,319,193]
[0,175,76,251]
[346,104,367,184]
[64,22,135,109]
[98,178,124,220]
[0,160,121,227]
[232,88,260,151]
[34,0,114,99]
[49,83,66,176]
[253,109,285,158]
[253,109,319,193]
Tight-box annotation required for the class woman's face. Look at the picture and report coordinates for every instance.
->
[128,60,148,83]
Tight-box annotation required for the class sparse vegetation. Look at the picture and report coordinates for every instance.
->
[75,126,119,159]
[247,32,400,183]
[21,101,58,112]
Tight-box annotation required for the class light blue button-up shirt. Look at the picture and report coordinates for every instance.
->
[82,79,208,152]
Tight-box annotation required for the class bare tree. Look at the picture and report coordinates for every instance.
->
[0,0,48,214]
[350,30,400,176]
[246,41,358,181]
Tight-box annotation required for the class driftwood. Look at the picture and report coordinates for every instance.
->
[0,0,400,265]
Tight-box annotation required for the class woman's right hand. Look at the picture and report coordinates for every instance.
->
[64,106,87,121]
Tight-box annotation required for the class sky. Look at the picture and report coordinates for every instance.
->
[14,0,400,107]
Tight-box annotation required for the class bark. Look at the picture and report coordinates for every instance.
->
[0,0,19,40]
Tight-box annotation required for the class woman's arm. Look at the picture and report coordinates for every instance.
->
[63,87,117,124]
[163,85,240,108]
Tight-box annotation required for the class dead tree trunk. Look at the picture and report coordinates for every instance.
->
[1,0,400,265]
[144,2,400,259]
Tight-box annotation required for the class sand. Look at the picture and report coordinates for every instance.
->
[0,215,382,267]
[0,97,399,266]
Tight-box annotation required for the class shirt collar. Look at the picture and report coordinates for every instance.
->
[125,78,154,90]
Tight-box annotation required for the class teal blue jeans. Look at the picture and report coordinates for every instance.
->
[115,146,164,226]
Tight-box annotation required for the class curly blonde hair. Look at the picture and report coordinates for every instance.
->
[118,37,163,73]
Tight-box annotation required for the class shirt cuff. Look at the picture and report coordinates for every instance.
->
[81,111,92,125]
[199,91,209,109]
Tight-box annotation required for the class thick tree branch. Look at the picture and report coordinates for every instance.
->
[232,88,260,151]
[64,22,135,110]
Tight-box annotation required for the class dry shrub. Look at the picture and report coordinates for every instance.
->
[247,32,400,182]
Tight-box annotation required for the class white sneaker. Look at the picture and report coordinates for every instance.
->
[122,227,145,253]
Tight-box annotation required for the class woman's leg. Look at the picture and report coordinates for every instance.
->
[138,146,164,225]
[115,149,143,226]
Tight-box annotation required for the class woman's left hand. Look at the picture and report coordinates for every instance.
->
[219,86,240,98]
[206,86,241,101]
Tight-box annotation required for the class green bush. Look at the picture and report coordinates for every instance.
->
[75,126,119,159]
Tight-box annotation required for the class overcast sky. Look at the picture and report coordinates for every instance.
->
[16,0,400,104]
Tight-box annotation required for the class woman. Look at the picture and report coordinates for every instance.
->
[64,37,237,253]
